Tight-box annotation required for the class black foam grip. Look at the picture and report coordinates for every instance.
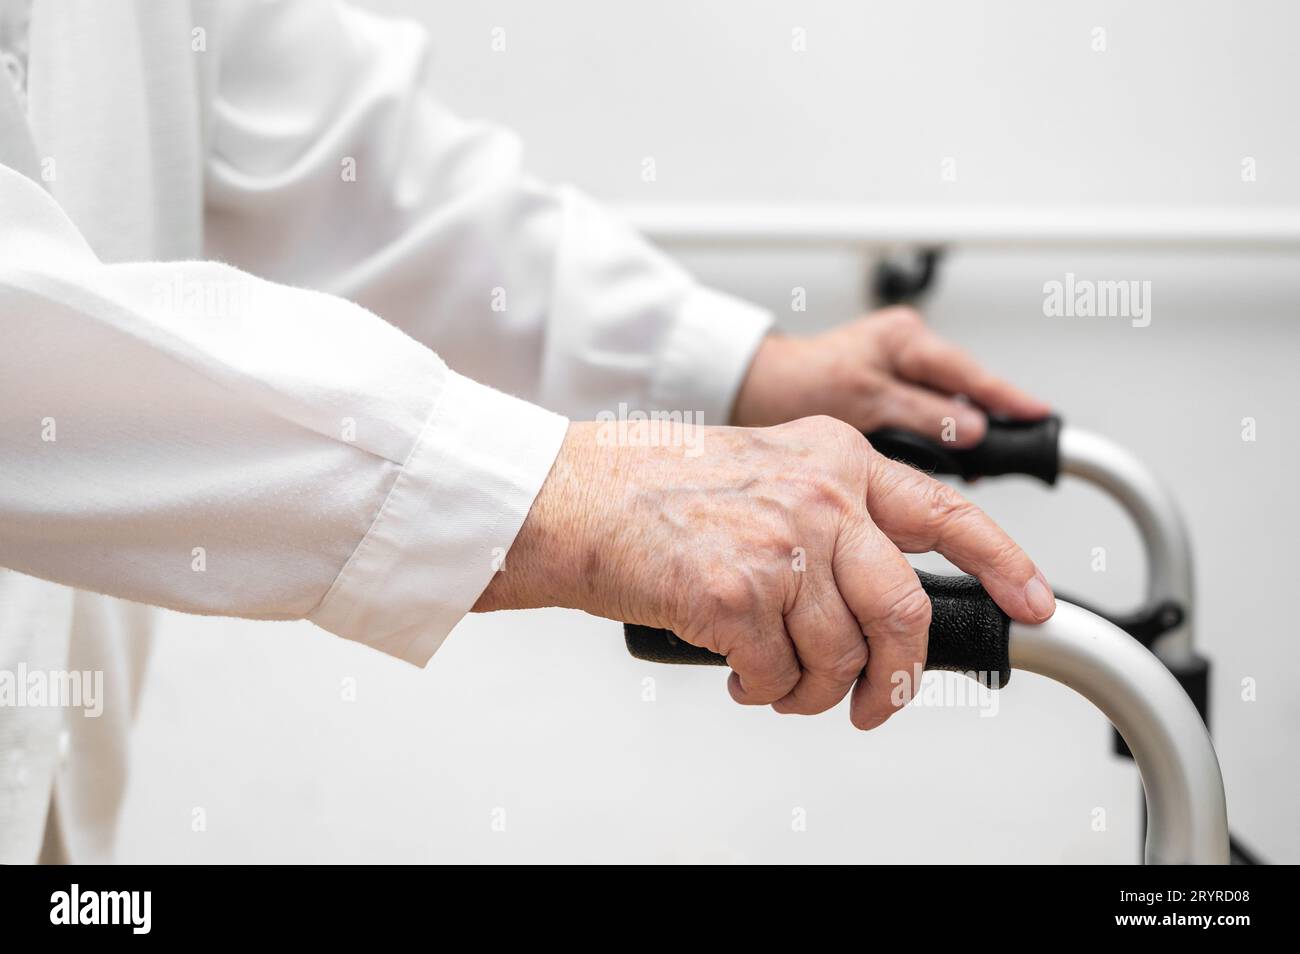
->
[867,415,1060,485]
[624,570,1011,689]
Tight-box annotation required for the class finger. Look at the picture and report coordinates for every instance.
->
[716,617,802,707]
[895,331,1052,419]
[770,571,867,716]
[832,517,931,731]
[866,454,1056,625]
[877,382,988,448]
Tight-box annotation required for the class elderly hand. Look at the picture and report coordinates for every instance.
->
[475,416,1055,730]
[732,306,1051,446]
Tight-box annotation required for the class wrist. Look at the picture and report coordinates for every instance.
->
[730,333,811,427]
[472,421,608,615]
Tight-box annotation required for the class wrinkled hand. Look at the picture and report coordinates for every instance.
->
[476,417,1055,730]
[732,306,1051,446]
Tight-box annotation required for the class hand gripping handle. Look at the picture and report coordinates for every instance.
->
[624,571,1012,688]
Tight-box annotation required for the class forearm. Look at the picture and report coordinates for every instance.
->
[1,163,565,665]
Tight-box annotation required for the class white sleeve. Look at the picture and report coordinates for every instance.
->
[0,163,567,666]
[204,0,772,426]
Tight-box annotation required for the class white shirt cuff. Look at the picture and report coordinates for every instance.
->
[650,285,773,426]
[309,370,569,665]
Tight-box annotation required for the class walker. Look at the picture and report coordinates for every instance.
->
[624,572,1230,865]
[866,416,1259,862]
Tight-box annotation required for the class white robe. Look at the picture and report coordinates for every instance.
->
[0,0,771,862]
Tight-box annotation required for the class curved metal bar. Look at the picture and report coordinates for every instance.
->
[1057,427,1196,663]
[1010,603,1228,864]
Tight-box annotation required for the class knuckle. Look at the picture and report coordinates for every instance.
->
[881,583,932,636]
[821,641,868,682]
[879,307,925,350]
[772,682,822,715]
[747,668,799,701]
[987,534,1027,572]
[784,429,870,511]
[881,304,923,329]
[704,573,756,620]
[800,413,858,444]
[924,479,977,532]
[797,686,847,719]
[815,419,873,471]
[765,654,801,694]
[742,641,799,696]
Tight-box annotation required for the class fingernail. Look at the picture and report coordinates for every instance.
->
[1024,573,1056,621]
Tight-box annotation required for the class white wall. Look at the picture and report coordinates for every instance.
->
[378,0,1300,208]
[118,0,1300,863]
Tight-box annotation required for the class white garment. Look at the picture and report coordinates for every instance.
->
[0,0,771,862]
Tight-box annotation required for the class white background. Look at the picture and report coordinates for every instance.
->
[118,0,1300,863]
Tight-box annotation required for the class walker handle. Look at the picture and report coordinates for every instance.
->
[867,415,1061,485]
[624,571,1012,688]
